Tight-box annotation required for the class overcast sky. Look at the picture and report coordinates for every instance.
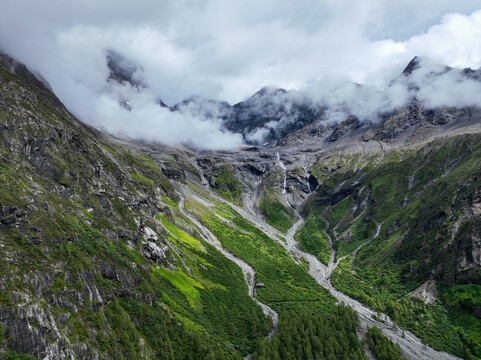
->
[1,0,481,148]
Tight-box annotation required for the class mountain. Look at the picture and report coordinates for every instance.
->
[103,51,321,145]
[1,51,481,360]
[107,51,481,149]
[224,86,323,145]
[106,49,145,89]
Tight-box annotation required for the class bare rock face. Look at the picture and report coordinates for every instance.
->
[459,220,481,270]
[327,116,360,142]
[184,86,324,145]
[471,234,481,268]
[142,227,170,262]
[409,280,438,304]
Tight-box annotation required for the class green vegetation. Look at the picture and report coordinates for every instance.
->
[0,63,270,358]
[212,164,244,204]
[252,305,367,360]
[0,184,271,358]
[153,267,204,308]
[258,196,294,234]
[329,196,355,232]
[158,214,204,251]
[184,191,371,359]
[186,197,333,311]
[131,172,154,185]
[367,327,407,360]
[119,298,243,360]
[307,134,481,359]
[440,285,481,357]
[4,352,41,360]
[330,254,470,357]
[295,215,331,265]
[442,284,481,308]
[335,215,370,258]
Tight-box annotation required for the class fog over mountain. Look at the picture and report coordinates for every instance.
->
[1,1,481,149]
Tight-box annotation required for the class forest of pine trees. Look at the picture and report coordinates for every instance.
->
[252,305,367,360]
[367,327,407,360]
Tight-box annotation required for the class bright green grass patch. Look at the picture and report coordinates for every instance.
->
[184,194,210,217]
[131,172,154,186]
[258,196,294,234]
[158,214,204,251]
[153,267,204,307]
[214,207,235,221]
[173,215,188,227]
[137,154,161,172]
[101,144,121,157]
[163,196,178,208]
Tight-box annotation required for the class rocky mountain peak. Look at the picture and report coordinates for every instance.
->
[246,85,288,100]
[106,49,144,89]
[402,56,421,75]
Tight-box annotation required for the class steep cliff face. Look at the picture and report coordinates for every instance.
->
[0,52,172,358]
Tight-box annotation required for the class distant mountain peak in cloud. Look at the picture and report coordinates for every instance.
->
[402,56,422,75]
[106,49,145,89]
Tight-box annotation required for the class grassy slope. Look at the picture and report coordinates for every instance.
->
[258,194,294,234]
[295,213,331,266]
[212,164,244,205]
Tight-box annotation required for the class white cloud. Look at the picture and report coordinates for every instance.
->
[92,86,243,150]
[403,10,481,68]
[0,0,481,148]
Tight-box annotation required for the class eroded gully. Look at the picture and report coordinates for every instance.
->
[174,187,278,360]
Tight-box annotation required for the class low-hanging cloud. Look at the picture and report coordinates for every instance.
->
[240,56,481,143]
[0,1,481,148]
[83,74,243,150]
[304,56,481,123]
